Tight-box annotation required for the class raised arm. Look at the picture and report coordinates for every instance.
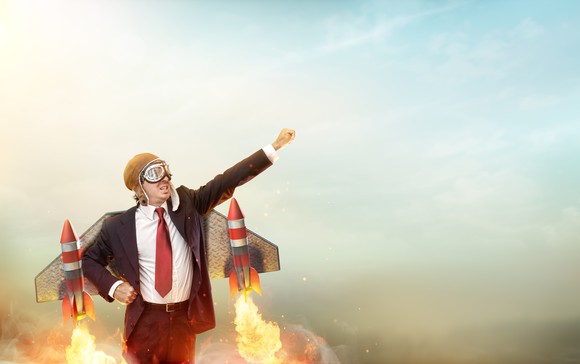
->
[186,128,296,215]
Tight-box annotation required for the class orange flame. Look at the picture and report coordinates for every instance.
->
[65,324,117,364]
[234,296,282,364]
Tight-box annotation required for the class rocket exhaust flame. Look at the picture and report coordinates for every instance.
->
[199,295,341,364]
[65,323,117,364]
[234,295,282,364]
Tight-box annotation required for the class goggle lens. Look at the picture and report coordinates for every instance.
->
[142,163,172,183]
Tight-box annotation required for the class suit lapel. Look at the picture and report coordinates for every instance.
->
[118,206,139,277]
[167,197,202,271]
[167,199,187,242]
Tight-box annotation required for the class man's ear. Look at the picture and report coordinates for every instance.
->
[134,185,148,205]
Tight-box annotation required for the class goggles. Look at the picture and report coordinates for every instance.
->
[141,161,172,183]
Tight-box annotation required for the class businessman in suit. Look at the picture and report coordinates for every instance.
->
[82,128,295,364]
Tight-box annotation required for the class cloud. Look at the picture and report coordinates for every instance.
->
[425,32,510,82]
[527,125,569,150]
[515,18,545,40]
[110,33,146,67]
[320,2,466,52]
[320,14,413,51]
[519,94,560,111]
[427,129,508,158]
[540,205,580,247]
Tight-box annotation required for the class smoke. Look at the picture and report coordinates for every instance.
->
[196,341,248,364]
[197,320,353,364]
[0,305,69,363]
[278,323,342,364]
[0,305,123,364]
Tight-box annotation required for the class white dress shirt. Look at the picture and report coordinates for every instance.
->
[108,145,279,303]
[134,202,193,303]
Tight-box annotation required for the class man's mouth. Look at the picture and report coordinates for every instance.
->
[160,185,169,192]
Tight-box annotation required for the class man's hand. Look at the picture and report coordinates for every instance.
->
[272,128,296,151]
[113,282,138,305]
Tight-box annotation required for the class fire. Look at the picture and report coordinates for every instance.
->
[234,296,282,364]
[65,324,117,364]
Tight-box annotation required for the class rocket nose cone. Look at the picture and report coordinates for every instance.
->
[227,198,245,220]
[60,219,78,244]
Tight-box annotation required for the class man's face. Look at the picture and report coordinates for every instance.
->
[141,176,171,207]
[138,160,173,207]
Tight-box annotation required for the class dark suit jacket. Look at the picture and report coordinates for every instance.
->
[82,149,273,340]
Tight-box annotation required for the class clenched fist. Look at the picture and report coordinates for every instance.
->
[272,128,296,151]
[113,282,138,305]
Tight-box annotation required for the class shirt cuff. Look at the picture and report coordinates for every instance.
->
[262,144,279,164]
[108,280,124,300]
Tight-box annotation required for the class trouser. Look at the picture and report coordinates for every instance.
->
[123,302,196,364]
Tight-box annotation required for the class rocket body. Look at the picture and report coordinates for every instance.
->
[227,198,262,298]
[60,219,95,326]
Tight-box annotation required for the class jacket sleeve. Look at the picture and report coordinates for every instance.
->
[82,220,120,303]
[184,148,273,215]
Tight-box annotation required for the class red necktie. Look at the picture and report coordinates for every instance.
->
[155,207,172,297]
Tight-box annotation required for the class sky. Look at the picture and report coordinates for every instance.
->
[1,0,580,363]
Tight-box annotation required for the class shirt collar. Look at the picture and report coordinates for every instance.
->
[169,181,180,211]
[138,202,169,220]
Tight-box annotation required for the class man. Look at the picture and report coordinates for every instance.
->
[82,128,295,363]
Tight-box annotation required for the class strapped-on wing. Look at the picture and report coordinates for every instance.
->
[35,210,280,303]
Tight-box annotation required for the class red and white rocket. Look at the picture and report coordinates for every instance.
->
[227,198,262,299]
[60,219,95,326]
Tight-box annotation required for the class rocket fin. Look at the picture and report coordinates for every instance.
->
[71,296,79,327]
[250,267,262,296]
[62,297,72,324]
[229,271,239,298]
[83,291,95,321]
